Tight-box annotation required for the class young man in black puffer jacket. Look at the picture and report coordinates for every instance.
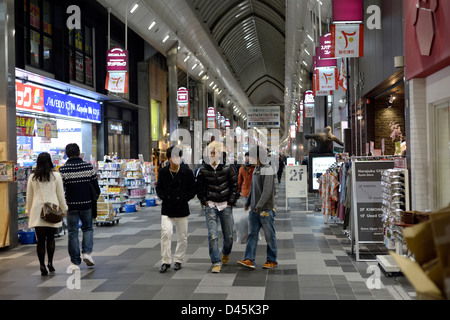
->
[196,141,238,273]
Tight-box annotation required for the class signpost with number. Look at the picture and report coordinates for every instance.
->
[285,165,308,211]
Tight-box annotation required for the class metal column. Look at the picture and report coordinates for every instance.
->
[0,0,18,248]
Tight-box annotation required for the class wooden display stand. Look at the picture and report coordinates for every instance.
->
[0,142,11,248]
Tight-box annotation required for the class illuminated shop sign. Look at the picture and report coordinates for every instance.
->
[16,81,102,123]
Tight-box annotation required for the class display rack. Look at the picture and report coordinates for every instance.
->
[124,161,146,208]
[143,162,157,198]
[378,168,410,275]
[97,161,127,214]
[17,167,33,231]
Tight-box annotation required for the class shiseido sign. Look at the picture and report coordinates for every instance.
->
[106,48,128,72]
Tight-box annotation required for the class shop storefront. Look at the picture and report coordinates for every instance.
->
[404,0,450,211]
[15,70,102,166]
[15,68,104,232]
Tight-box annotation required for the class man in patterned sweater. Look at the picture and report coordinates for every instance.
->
[59,143,100,269]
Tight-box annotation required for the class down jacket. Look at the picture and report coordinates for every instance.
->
[196,163,238,207]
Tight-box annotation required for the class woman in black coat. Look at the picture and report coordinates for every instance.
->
[155,146,196,273]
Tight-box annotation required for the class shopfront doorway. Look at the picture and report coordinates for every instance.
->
[434,101,450,209]
[108,121,131,159]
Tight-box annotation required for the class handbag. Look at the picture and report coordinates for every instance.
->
[36,180,64,223]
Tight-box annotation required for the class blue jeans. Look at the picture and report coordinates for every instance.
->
[205,206,234,265]
[67,209,93,265]
[244,209,277,266]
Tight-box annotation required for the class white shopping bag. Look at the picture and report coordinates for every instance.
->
[233,207,249,244]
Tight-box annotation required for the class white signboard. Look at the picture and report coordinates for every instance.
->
[311,156,336,191]
[247,106,280,128]
[286,165,308,211]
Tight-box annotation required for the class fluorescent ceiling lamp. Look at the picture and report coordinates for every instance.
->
[130,3,139,13]
[210,82,214,87]
[162,35,169,43]
[305,49,310,56]
[184,55,190,62]
[148,21,156,30]
[302,60,307,66]
[191,63,198,70]
[198,70,204,76]
[307,35,314,43]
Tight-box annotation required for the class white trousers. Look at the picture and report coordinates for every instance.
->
[161,215,188,265]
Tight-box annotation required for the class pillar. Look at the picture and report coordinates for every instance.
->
[167,42,179,143]
[0,0,17,248]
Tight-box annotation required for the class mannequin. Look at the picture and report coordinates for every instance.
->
[305,126,344,154]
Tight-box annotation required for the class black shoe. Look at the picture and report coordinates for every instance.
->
[47,263,55,273]
[40,265,48,276]
[174,262,182,271]
[159,263,170,273]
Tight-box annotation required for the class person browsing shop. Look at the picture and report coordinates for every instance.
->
[196,141,238,273]
[238,146,278,270]
[156,146,197,273]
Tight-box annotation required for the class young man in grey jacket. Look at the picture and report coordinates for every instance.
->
[237,146,278,269]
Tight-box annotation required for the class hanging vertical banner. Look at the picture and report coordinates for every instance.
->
[177,103,190,117]
[315,67,339,92]
[319,33,333,60]
[331,24,364,58]
[206,107,216,129]
[313,74,333,97]
[177,87,190,117]
[338,58,348,91]
[304,90,315,118]
[105,72,129,93]
[106,47,129,93]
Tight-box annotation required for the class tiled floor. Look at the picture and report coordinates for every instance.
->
[0,178,416,300]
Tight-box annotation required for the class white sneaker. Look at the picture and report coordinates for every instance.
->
[67,263,80,272]
[82,253,95,267]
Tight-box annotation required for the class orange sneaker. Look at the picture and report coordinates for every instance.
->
[237,259,256,269]
[263,261,278,269]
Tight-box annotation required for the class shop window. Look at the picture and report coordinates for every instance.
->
[24,0,53,72]
[68,24,94,86]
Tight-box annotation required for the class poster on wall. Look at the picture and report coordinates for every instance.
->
[37,119,58,139]
[309,155,336,192]
[330,24,364,58]
[75,51,84,83]
[16,116,36,137]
